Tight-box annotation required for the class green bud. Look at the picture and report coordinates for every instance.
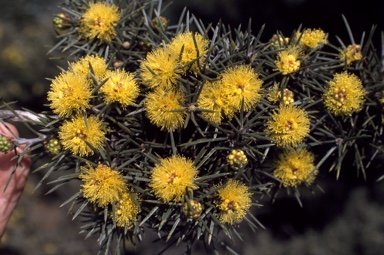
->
[227,149,248,170]
[44,137,62,156]
[182,200,203,220]
[0,136,12,153]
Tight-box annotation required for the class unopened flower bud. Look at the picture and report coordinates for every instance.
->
[53,13,71,30]
[122,41,131,49]
[182,200,203,220]
[227,149,248,170]
[151,16,168,31]
[0,136,12,153]
[44,137,62,155]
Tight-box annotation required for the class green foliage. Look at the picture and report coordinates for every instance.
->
[1,0,384,254]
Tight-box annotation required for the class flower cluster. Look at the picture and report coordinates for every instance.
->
[6,0,383,254]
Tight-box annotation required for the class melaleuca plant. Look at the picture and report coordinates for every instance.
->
[1,0,384,254]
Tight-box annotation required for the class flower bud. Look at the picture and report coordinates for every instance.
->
[44,137,62,156]
[53,13,71,30]
[0,136,12,153]
[151,16,168,31]
[227,149,248,170]
[182,200,203,220]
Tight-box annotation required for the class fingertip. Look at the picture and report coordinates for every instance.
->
[0,122,19,137]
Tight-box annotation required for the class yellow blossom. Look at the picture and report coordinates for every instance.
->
[114,192,140,228]
[197,81,225,124]
[215,179,252,225]
[323,71,366,116]
[47,71,92,117]
[145,88,186,131]
[266,105,310,148]
[168,32,209,74]
[71,55,108,81]
[150,155,198,202]
[79,2,120,43]
[59,115,106,156]
[100,69,139,107]
[297,28,327,48]
[220,65,263,118]
[273,148,317,187]
[339,44,362,65]
[80,163,127,207]
[139,47,182,89]
[267,84,295,106]
[275,48,301,75]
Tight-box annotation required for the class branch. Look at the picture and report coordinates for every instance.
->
[0,110,57,124]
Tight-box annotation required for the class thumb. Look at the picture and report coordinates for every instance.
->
[0,122,31,238]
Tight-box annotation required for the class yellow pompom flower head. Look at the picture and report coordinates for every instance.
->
[197,81,225,125]
[59,115,106,156]
[79,163,127,207]
[275,47,301,75]
[149,155,198,203]
[71,55,108,81]
[273,148,317,188]
[339,44,362,65]
[266,105,310,148]
[79,2,120,43]
[323,71,366,116]
[227,149,248,170]
[214,179,252,225]
[145,88,186,131]
[296,28,328,49]
[100,69,139,107]
[140,47,182,89]
[114,192,140,228]
[47,71,92,117]
[220,65,263,118]
[168,31,209,74]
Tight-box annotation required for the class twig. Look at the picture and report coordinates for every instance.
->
[0,110,56,124]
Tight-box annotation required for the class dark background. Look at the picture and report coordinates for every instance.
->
[1,0,384,254]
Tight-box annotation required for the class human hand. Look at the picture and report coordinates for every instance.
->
[0,122,31,238]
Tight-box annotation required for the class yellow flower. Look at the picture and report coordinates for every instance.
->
[266,105,310,148]
[47,71,92,117]
[168,32,209,74]
[267,84,295,106]
[71,55,108,81]
[215,179,252,225]
[275,48,301,75]
[339,44,362,65]
[297,28,327,48]
[79,2,120,43]
[100,69,139,107]
[220,65,263,118]
[80,163,127,207]
[273,148,317,187]
[114,192,140,228]
[140,47,182,89]
[323,71,366,116]
[59,115,106,156]
[150,155,198,202]
[197,81,225,124]
[145,88,186,131]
